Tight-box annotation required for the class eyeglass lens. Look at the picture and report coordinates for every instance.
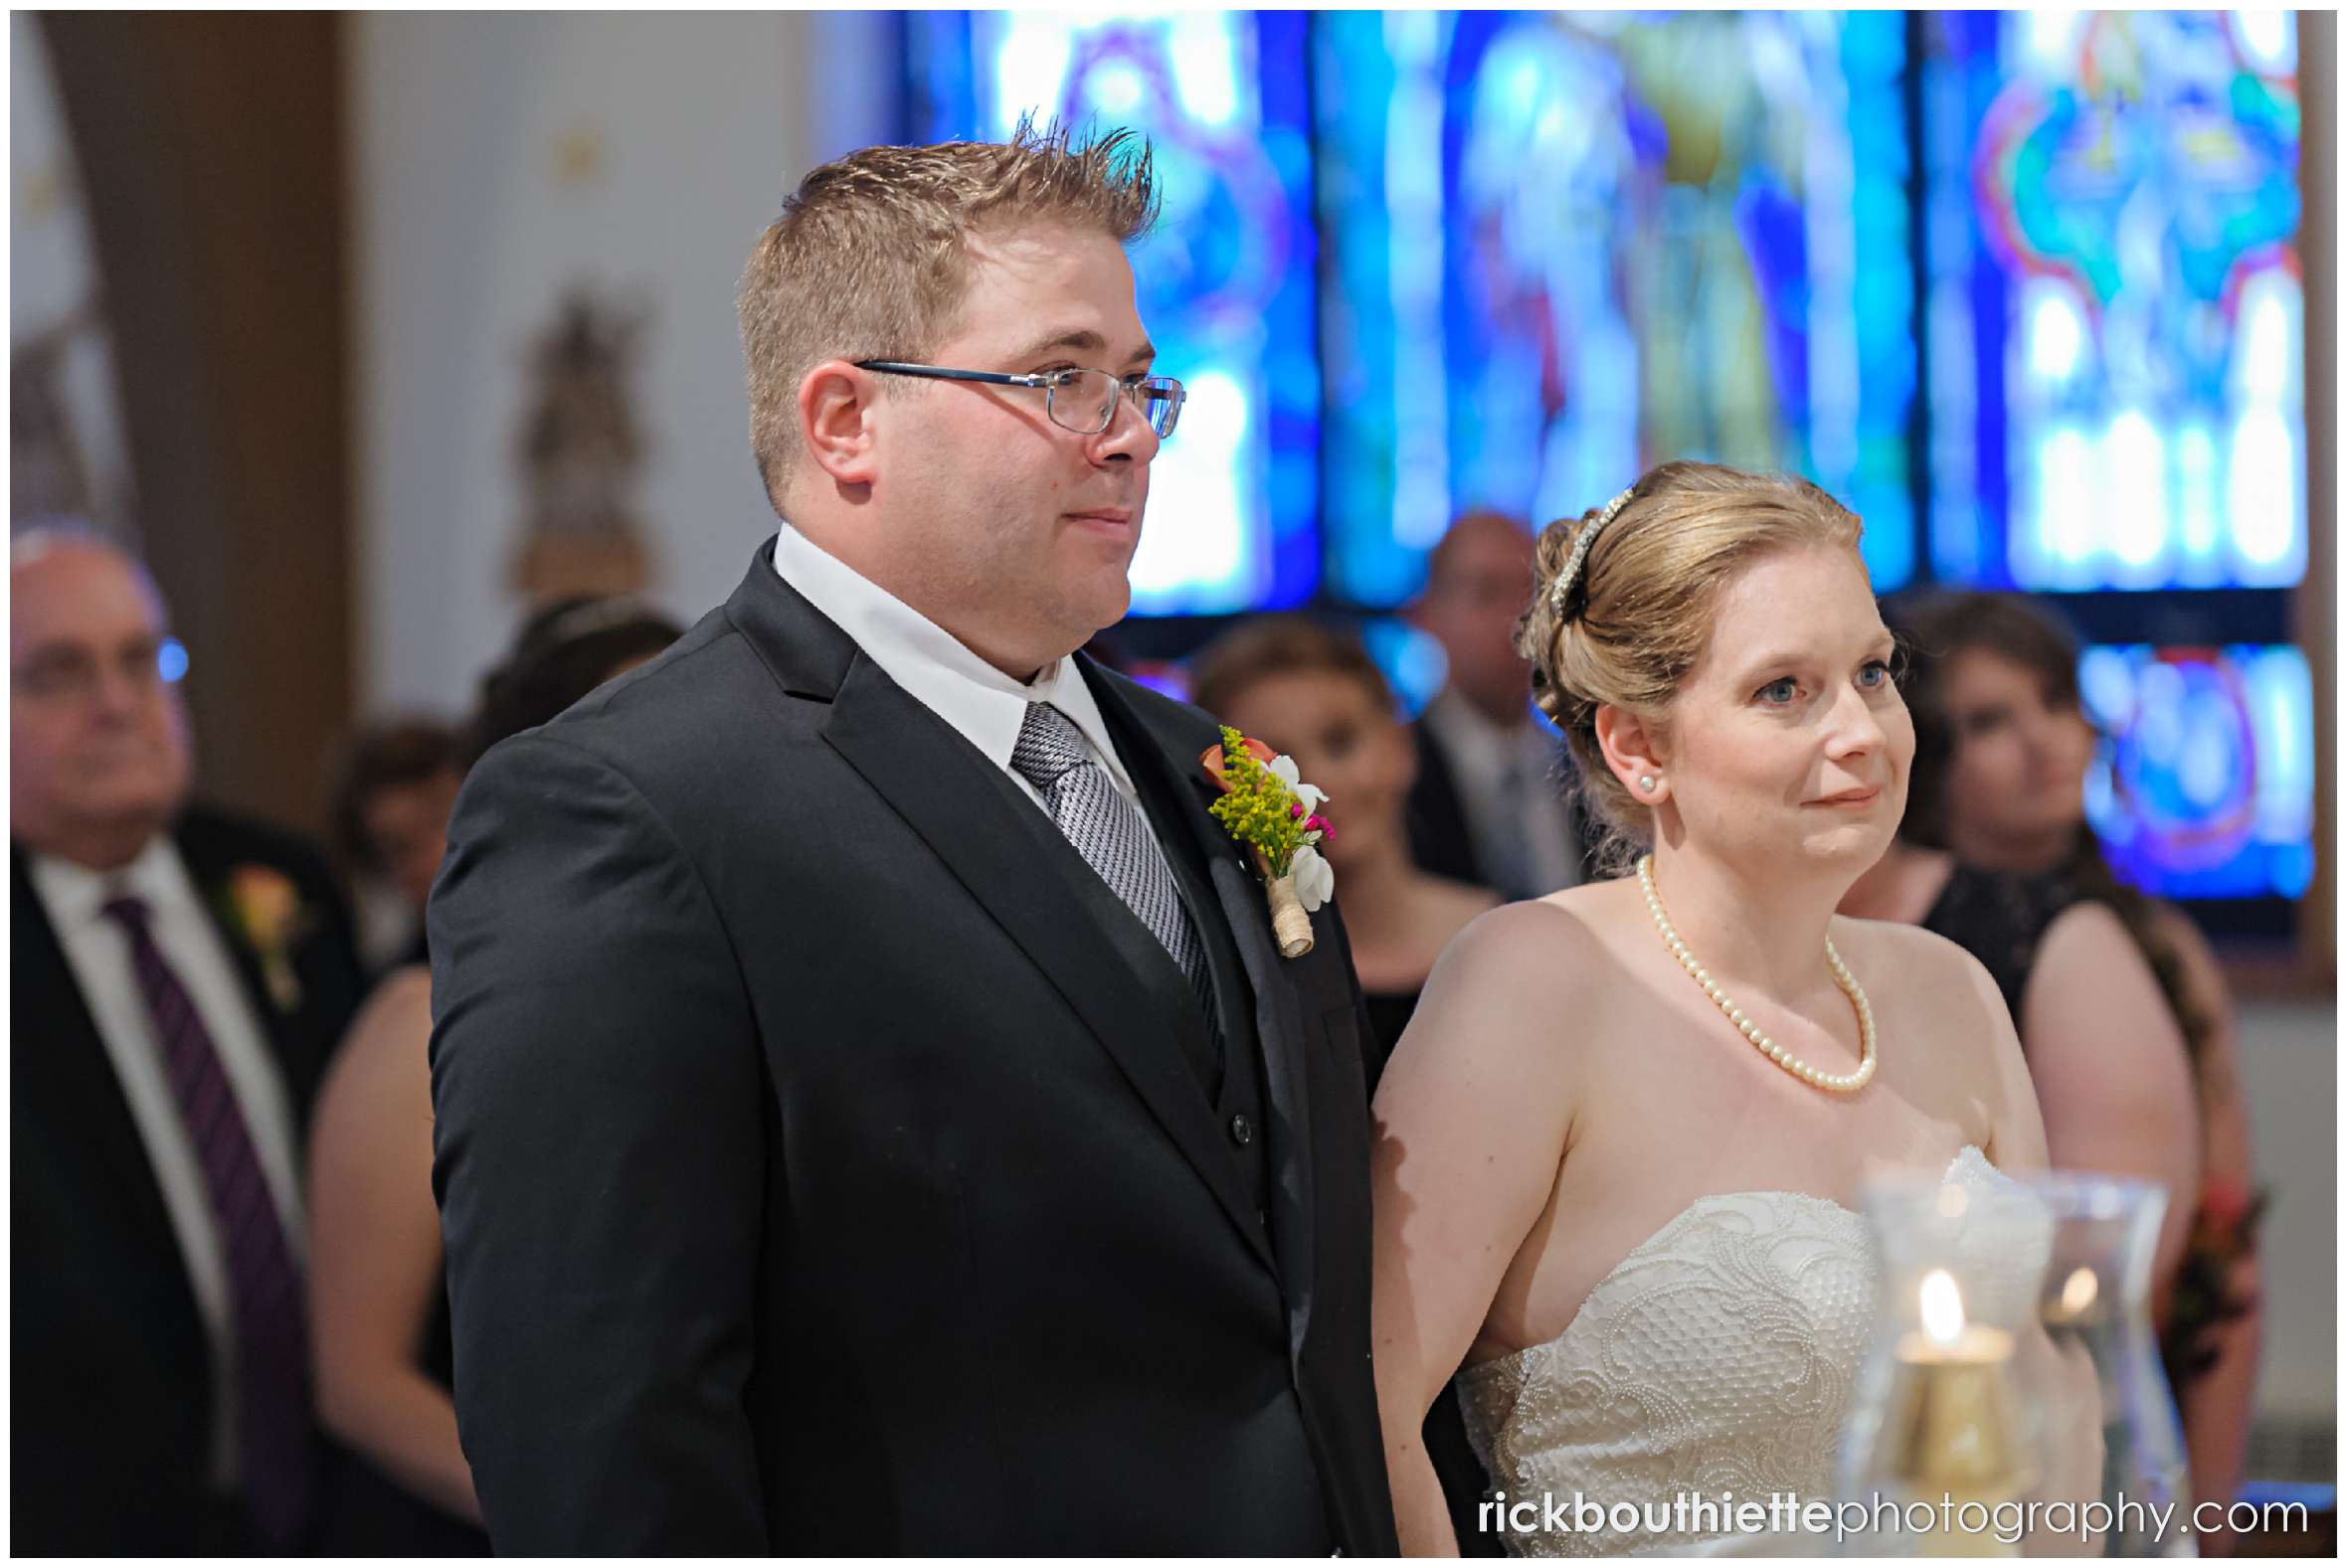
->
[1049,370,1182,439]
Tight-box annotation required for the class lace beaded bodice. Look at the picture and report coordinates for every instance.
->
[1456,1146,2018,1557]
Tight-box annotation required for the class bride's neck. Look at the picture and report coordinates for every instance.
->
[1641,840,1851,1001]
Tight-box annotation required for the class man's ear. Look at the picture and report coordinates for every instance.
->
[1593,703,1671,806]
[798,360,882,488]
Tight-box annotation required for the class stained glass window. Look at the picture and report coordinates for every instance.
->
[1921,12,2303,590]
[1314,10,1917,607]
[2079,642,2314,900]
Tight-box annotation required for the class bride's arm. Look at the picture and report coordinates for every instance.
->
[1370,907,1584,1557]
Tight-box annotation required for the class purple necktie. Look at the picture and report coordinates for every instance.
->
[102,895,315,1547]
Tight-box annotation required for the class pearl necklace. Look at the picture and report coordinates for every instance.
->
[1636,854,1878,1094]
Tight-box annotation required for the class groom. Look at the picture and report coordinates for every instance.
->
[429,124,1399,1554]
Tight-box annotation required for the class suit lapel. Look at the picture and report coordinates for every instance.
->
[10,849,198,1279]
[1083,667,1321,1330]
[171,825,332,1120]
[819,653,1276,1274]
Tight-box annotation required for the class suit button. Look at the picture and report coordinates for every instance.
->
[1229,1113,1253,1147]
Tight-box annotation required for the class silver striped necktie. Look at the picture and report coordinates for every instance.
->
[1008,701,1213,1005]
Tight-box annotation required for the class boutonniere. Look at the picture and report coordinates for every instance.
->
[1199,726,1335,959]
[218,865,313,1013]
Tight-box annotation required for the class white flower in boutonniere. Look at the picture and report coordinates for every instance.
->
[1199,726,1336,958]
[221,864,314,1012]
[1268,753,1328,816]
[1288,842,1335,913]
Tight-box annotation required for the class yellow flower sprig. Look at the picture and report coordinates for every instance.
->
[1206,726,1317,877]
[1201,726,1336,951]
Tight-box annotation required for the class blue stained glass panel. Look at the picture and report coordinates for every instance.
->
[1314,10,1917,609]
[1922,12,2304,592]
[2079,642,2315,899]
[907,11,1321,613]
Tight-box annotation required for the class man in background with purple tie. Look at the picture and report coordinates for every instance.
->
[11,524,367,1553]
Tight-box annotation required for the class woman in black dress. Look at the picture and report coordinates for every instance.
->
[1843,591,2263,1541]
[306,598,682,1554]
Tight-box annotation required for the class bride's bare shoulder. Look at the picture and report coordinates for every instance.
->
[1443,881,1619,970]
[1831,915,2011,1037]
[1404,883,1627,1031]
[1377,891,1620,1125]
[1834,914,1989,985]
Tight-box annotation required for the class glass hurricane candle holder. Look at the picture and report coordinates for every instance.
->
[1836,1165,2190,1557]
[2027,1173,2192,1557]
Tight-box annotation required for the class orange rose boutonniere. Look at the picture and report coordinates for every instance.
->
[223,865,311,1012]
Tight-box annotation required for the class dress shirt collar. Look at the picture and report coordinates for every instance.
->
[27,832,190,931]
[770,522,1133,792]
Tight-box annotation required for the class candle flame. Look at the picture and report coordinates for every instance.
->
[2061,1267,2099,1316]
[1920,1268,1967,1345]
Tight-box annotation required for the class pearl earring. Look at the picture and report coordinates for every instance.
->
[1639,775,1658,793]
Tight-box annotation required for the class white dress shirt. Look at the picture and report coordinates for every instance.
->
[1421,688,1584,898]
[27,835,308,1486]
[770,523,1160,842]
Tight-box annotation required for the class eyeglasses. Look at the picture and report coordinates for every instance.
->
[855,361,1185,440]
[13,635,188,705]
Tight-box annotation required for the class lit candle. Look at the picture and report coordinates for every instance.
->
[2047,1266,2104,1326]
[1891,1270,2025,1556]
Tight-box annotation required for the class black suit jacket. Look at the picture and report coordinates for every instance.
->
[11,805,366,1554]
[429,539,1401,1554]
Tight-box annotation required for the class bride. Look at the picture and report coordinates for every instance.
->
[1369,461,2053,1555]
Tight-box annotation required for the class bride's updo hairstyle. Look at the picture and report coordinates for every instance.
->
[1517,459,1866,873]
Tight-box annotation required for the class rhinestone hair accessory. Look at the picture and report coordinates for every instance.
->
[1546,485,1637,619]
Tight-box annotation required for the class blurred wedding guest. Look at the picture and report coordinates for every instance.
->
[327,717,464,972]
[304,594,681,1555]
[1404,510,1591,900]
[1191,615,1499,1064]
[1189,614,1502,1556]
[1842,590,2262,1536]
[12,523,367,1554]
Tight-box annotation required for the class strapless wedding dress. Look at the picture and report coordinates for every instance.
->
[1456,1146,2031,1557]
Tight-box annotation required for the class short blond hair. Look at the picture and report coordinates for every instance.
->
[735,119,1161,498]
[1516,459,1866,872]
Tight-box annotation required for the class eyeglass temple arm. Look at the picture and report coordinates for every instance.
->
[853,361,1043,389]
[856,362,1179,425]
